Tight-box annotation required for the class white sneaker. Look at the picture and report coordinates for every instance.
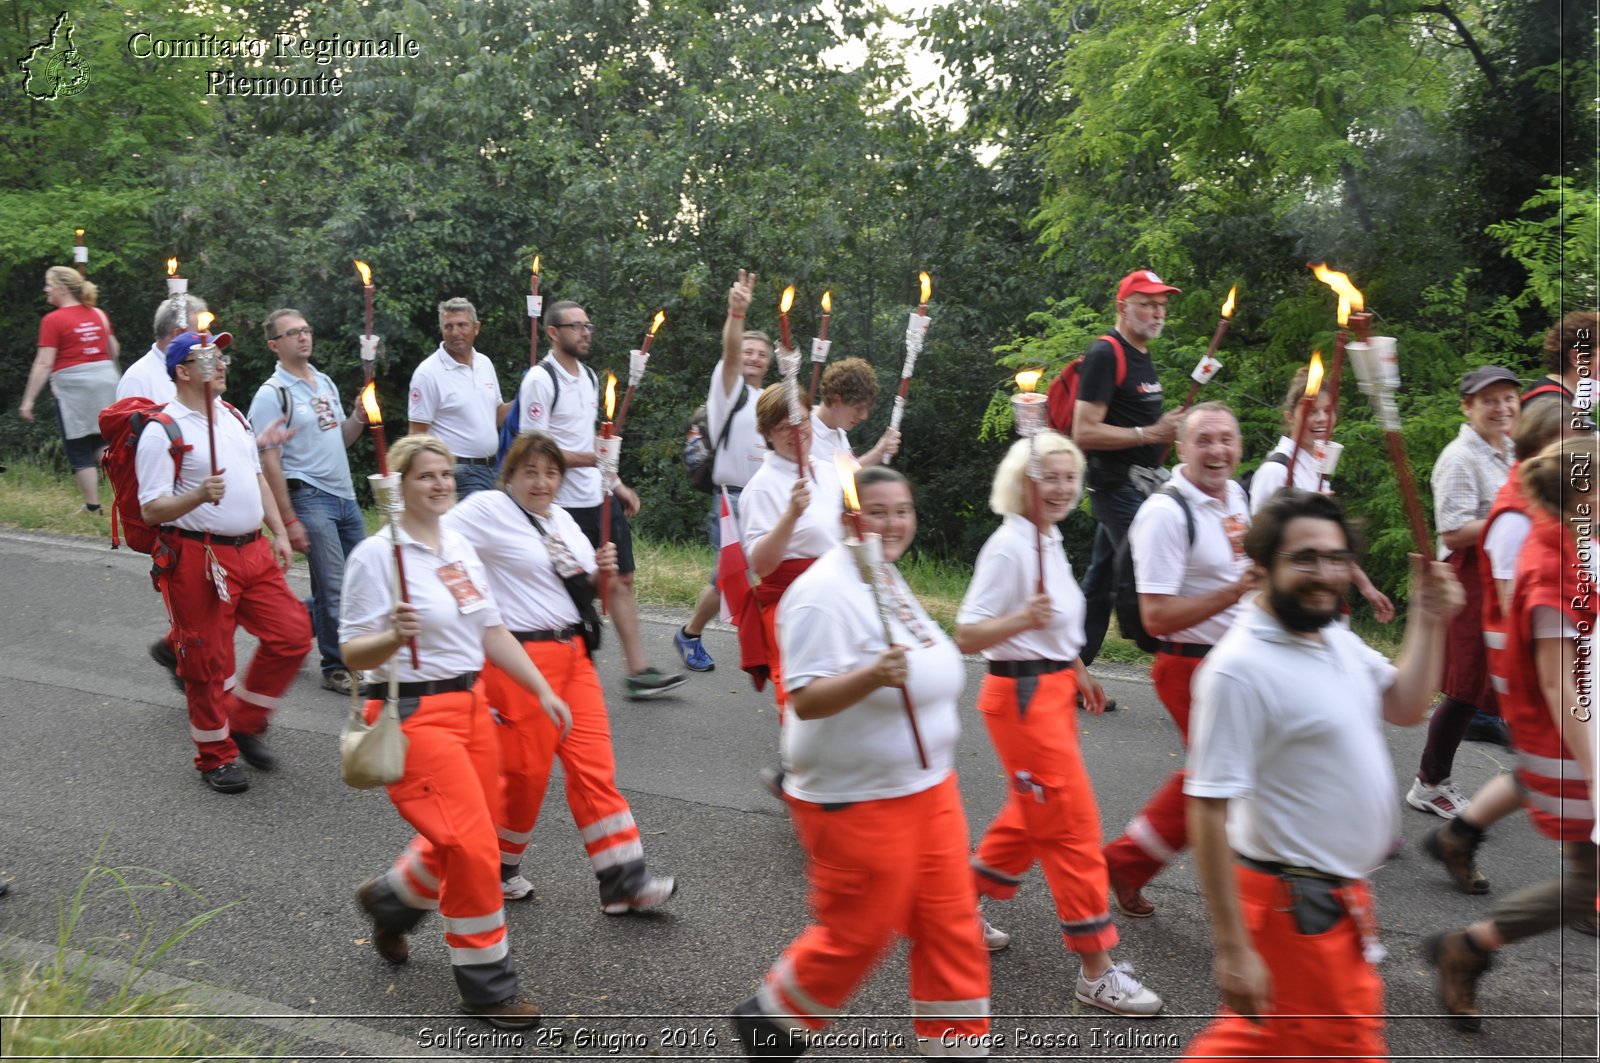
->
[602,875,677,915]
[1406,777,1470,819]
[1075,961,1163,1017]
[501,874,535,901]
[980,917,1011,952]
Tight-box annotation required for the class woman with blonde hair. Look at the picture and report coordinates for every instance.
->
[955,430,1164,1017]
[19,266,121,513]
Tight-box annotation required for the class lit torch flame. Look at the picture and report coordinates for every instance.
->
[361,382,383,426]
[1015,370,1043,394]
[780,286,795,315]
[354,259,372,287]
[821,291,832,314]
[531,255,540,275]
[1305,351,1325,397]
[649,309,665,336]
[196,311,215,333]
[918,272,932,304]
[1311,263,1364,327]
[166,258,178,277]
[1221,286,1237,318]
[75,228,84,241]
[835,453,861,511]
[604,372,617,420]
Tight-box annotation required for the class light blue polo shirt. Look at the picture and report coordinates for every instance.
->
[248,365,356,500]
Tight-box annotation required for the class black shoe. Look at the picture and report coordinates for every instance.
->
[731,996,806,1060]
[1077,693,1118,713]
[1103,697,1118,712]
[201,762,249,794]
[232,731,276,771]
[149,638,184,692]
[461,995,541,1030]
[1464,712,1511,747]
[356,879,410,964]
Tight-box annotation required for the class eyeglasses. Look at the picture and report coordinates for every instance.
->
[181,354,232,368]
[1124,299,1168,312]
[1276,549,1356,573]
[553,322,595,333]
[271,326,313,341]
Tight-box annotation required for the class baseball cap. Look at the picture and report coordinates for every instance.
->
[1459,365,1518,398]
[165,330,234,378]
[1117,269,1182,301]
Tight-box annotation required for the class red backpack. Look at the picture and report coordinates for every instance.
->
[1045,333,1127,437]
[99,396,189,555]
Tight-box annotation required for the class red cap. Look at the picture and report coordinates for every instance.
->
[1116,269,1181,301]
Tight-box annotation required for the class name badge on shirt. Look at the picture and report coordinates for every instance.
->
[1223,514,1248,560]
[313,395,338,431]
[436,561,489,614]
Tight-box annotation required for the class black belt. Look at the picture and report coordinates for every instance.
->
[457,456,496,467]
[987,659,1070,678]
[285,477,311,491]
[362,671,479,700]
[1237,854,1347,884]
[511,625,580,643]
[1156,640,1211,659]
[165,528,261,548]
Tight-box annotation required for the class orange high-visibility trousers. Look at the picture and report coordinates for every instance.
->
[1182,865,1386,1062]
[971,669,1118,953]
[369,684,520,1006]
[1103,652,1204,892]
[482,637,648,903]
[753,774,991,1048]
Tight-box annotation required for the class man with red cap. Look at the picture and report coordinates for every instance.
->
[1072,270,1188,671]
[137,330,309,793]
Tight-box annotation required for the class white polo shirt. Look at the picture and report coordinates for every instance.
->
[117,344,176,403]
[1129,465,1251,646]
[739,452,844,560]
[340,526,501,684]
[514,356,601,508]
[807,411,852,467]
[408,347,503,461]
[707,368,765,488]
[135,398,263,536]
[778,544,963,803]
[443,490,594,632]
[1248,436,1323,514]
[957,514,1085,662]
[1186,602,1399,879]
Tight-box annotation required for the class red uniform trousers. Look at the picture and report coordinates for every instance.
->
[1104,652,1204,892]
[1183,865,1386,1062]
[756,774,991,1048]
[482,637,648,903]
[971,669,1118,953]
[158,534,309,772]
[371,684,519,1006]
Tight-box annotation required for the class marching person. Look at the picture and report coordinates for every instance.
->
[1249,366,1393,621]
[1408,365,1520,817]
[732,466,990,1059]
[443,431,676,913]
[676,269,772,674]
[955,432,1163,1017]
[136,331,309,793]
[1425,434,1598,1031]
[1182,489,1462,1060]
[20,266,120,514]
[515,299,685,699]
[407,298,512,498]
[249,308,367,696]
[345,434,572,1030]
[1102,402,1253,917]
[808,357,898,468]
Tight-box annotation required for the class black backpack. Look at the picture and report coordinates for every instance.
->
[1237,450,1290,498]
[684,383,750,493]
[1112,483,1195,653]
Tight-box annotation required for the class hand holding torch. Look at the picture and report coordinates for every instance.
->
[597,374,621,613]
[363,382,420,668]
[1013,370,1049,595]
[616,310,664,432]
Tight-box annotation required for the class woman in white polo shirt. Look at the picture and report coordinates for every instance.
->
[443,431,675,915]
[342,434,571,1030]
[732,466,991,1055]
[955,432,1163,1018]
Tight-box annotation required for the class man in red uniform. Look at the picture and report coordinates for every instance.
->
[137,331,309,793]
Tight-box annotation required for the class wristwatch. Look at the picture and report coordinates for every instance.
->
[1134,425,1146,444]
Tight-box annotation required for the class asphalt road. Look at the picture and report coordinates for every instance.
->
[0,528,1594,1061]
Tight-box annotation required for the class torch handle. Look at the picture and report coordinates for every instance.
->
[204,382,220,503]
[1028,477,1047,597]
[874,603,928,770]
[615,387,637,435]
[391,538,421,668]
[808,362,822,407]
[1205,318,1229,361]
[1385,430,1435,561]
[1156,383,1204,466]
[598,491,613,615]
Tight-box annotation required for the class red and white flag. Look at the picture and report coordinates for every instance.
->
[716,486,751,623]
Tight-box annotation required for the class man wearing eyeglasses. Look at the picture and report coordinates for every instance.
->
[1103,402,1254,918]
[408,297,512,497]
[137,331,310,794]
[516,300,686,701]
[249,309,367,696]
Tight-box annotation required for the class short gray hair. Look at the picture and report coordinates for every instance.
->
[438,297,478,327]
[153,295,207,342]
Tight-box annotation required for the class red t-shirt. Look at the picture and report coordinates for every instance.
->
[38,305,114,371]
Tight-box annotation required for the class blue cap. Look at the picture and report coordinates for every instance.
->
[164,330,233,378]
